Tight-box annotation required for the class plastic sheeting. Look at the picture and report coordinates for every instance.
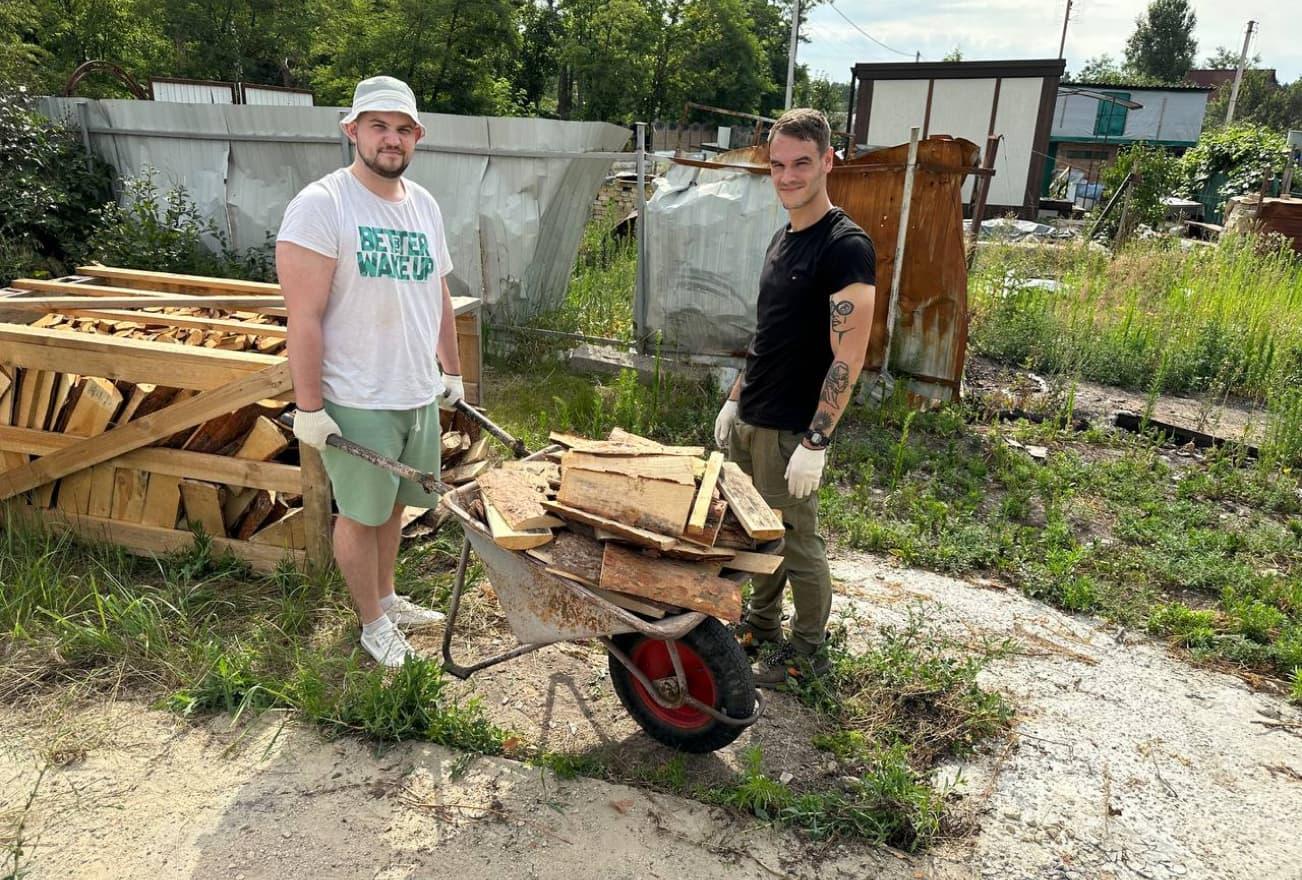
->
[643,157,783,354]
[39,98,629,319]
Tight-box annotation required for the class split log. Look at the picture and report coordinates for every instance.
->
[249,508,306,549]
[599,543,741,622]
[559,451,697,485]
[557,467,695,536]
[541,500,676,551]
[111,470,148,522]
[720,550,784,575]
[683,498,726,546]
[233,416,289,461]
[484,498,553,550]
[718,463,785,540]
[476,467,555,530]
[139,473,182,529]
[179,479,226,536]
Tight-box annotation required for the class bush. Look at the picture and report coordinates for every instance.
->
[85,169,275,281]
[1094,143,1182,239]
[0,90,113,284]
[1179,124,1289,206]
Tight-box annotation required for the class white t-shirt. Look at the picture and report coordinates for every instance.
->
[276,167,454,409]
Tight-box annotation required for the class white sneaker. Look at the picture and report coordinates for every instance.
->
[385,595,446,628]
[360,617,417,668]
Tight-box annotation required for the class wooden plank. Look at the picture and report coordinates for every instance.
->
[716,514,758,550]
[599,543,742,622]
[139,473,182,528]
[3,502,303,574]
[484,498,553,549]
[0,425,303,494]
[557,467,695,536]
[233,416,288,461]
[16,370,55,428]
[116,383,167,424]
[86,465,115,518]
[540,500,676,552]
[684,498,726,546]
[718,462,785,541]
[688,451,724,531]
[3,290,285,313]
[0,324,285,391]
[524,529,605,583]
[298,444,332,571]
[548,432,705,457]
[720,550,784,575]
[249,508,306,550]
[477,467,554,530]
[57,307,288,338]
[442,458,489,485]
[0,366,11,402]
[55,469,93,516]
[111,470,148,522]
[62,377,123,437]
[179,479,226,536]
[559,451,697,485]
[0,361,292,500]
[74,265,280,295]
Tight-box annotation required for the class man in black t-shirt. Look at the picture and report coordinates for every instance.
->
[714,108,877,688]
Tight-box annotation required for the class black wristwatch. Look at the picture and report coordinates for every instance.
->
[803,429,831,449]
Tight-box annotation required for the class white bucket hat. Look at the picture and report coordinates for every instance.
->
[340,75,423,132]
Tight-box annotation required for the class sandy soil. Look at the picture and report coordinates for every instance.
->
[4,543,1301,880]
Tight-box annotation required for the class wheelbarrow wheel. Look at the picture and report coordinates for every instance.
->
[608,618,755,753]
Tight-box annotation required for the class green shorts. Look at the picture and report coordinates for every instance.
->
[320,400,443,527]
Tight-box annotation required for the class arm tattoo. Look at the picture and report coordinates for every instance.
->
[829,298,855,344]
[810,410,834,433]
[820,360,851,407]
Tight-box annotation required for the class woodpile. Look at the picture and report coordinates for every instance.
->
[0,265,487,572]
[459,429,785,622]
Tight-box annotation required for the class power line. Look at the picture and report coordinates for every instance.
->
[825,0,917,60]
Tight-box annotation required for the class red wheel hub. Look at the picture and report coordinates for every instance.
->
[627,638,718,730]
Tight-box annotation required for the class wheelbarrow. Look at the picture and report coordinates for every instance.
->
[285,403,767,753]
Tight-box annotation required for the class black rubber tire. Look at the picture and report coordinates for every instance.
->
[608,618,756,753]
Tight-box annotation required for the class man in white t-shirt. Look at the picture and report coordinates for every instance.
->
[276,75,462,667]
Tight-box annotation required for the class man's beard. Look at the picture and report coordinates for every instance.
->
[361,148,409,179]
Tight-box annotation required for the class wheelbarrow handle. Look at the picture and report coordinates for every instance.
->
[277,413,452,496]
[454,399,529,459]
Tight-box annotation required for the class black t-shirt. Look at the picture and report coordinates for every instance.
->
[739,207,876,432]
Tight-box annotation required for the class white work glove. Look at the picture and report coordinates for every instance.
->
[439,374,465,411]
[785,442,826,500]
[292,407,340,451]
[714,399,739,449]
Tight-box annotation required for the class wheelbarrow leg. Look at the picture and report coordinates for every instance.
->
[440,534,548,679]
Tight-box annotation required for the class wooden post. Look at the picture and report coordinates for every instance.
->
[966,135,1001,269]
[300,446,333,572]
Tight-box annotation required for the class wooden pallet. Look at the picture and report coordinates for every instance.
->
[0,266,486,572]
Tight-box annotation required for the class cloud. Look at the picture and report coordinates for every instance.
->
[799,0,1300,81]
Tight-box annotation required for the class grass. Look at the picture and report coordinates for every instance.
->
[969,234,1302,401]
[0,521,510,755]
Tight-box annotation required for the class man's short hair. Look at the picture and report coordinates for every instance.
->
[768,108,831,155]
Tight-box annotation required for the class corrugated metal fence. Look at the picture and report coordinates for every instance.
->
[41,98,631,320]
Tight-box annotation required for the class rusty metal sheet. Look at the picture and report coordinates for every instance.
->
[831,136,980,403]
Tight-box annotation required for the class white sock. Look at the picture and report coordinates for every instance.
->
[362,615,390,635]
[378,593,397,611]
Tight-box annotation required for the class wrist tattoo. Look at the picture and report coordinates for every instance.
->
[820,360,850,407]
[810,410,834,433]
[830,299,855,344]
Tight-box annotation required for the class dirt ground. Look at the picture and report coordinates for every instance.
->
[964,356,1271,442]
[4,542,1301,880]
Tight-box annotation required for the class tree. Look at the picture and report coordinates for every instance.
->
[1204,71,1302,133]
[675,0,770,118]
[514,0,564,115]
[1124,0,1196,83]
[1075,54,1123,82]
[558,0,656,122]
[1203,45,1260,70]
[794,75,848,130]
[942,47,962,62]
[161,0,319,86]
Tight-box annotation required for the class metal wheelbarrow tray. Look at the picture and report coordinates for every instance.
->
[438,453,766,753]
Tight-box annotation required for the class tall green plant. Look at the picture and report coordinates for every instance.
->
[1179,124,1289,204]
[0,91,113,284]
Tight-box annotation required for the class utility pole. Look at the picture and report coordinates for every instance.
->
[1058,0,1072,60]
[784,0,801,109]
[1226,20,1257,126]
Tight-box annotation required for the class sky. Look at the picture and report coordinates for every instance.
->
[799,0,1299,84]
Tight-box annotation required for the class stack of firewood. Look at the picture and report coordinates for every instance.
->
[460,428,785,621]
